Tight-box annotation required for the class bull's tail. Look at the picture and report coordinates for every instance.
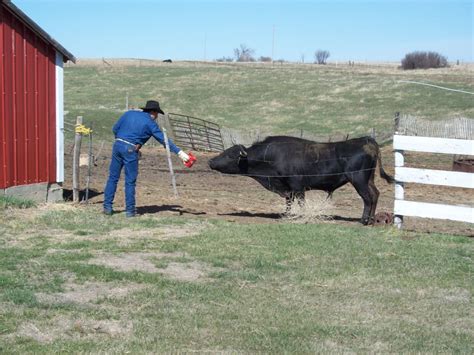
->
[376,146,395,184]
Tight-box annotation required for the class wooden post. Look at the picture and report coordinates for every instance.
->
[72,116,83,203]
[163,128,178,198]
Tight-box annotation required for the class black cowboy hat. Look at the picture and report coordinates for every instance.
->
[141,100,164,114]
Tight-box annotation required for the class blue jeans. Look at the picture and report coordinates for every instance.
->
[103,141,139,216]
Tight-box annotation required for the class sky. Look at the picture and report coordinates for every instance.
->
[12,0,474,63]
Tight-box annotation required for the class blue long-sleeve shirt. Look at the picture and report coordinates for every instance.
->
[113,110,181,154]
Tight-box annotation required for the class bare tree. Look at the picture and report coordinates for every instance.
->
[314,49,330,64]
[234,44,256,62]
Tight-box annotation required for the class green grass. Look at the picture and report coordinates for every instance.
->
[64,62,474,142]
[0,195,36,209]
[0,207,472,352]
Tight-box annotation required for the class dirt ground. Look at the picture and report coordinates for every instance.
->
[64,144,473,237]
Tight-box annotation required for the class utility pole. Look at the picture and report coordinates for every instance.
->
[271,25,275,65]
[204,33,207,61]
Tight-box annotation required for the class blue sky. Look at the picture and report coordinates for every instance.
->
[13,0,473,62]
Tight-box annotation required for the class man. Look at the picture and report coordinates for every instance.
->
[103,100,190,217]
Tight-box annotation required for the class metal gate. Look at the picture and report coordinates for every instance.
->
[165,113,225,152]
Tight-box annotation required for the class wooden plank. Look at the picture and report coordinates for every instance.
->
[395,167,474,188]
[393,135,474,155]
[394,200,474,223]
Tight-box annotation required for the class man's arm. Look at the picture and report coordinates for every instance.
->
[149,121,181,154]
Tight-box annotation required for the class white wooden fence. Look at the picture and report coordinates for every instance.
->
[393,135,474,228]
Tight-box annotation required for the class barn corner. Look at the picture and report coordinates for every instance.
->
[0,0,75,203]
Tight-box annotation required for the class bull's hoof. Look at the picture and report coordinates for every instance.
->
[360,218,370,225]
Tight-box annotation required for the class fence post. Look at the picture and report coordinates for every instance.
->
[393,112,404,228]
[72,116,83,203]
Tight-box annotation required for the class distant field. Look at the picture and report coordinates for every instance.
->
[64,60,473,142]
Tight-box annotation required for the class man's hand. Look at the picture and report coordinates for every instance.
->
[178,150,190,163]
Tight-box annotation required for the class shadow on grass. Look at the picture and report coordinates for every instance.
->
[137,204,207,216]
[219,211,283,219]
[219,211,361,223]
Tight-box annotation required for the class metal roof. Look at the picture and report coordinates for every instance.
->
[2,0,76,63]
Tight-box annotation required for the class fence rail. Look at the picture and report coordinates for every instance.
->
[393,134,474,227]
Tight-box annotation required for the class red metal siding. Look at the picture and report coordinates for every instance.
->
[0,5,57,189]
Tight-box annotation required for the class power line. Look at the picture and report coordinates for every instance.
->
[398,80,474,95]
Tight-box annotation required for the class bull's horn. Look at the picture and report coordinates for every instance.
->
[239,145,247,157]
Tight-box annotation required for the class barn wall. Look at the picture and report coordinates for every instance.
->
[0,5,57,190]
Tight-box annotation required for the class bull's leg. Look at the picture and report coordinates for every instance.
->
[368,179,380,223]
[351,180,373,225]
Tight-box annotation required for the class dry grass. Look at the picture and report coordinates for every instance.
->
[283,191,334,223]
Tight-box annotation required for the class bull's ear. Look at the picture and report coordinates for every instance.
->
[239,145,247,157]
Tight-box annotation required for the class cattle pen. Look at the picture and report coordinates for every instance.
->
[65,113,473,236]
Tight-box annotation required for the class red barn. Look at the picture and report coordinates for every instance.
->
[0,0,75,202]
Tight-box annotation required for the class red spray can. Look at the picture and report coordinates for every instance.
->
[184,152,197,168]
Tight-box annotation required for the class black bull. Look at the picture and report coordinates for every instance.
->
[208,136,394,224]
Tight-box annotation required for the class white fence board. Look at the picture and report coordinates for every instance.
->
[395,167,474,188]
[393,132,474,227]
[393,135,474,155]
[394,200,474,223]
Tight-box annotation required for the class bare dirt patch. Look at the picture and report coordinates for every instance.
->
[36,280,146,306]
[110,224,207,247]
[65,145,473,236]
[87,252,220,282]
[15,317,133,344]
[88,252,179,273]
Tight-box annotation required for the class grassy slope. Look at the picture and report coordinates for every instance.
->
[0,208,472,352]
[64,62,474,142]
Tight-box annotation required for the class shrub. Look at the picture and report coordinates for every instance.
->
[215,56,234,62]
[401,51,448,70]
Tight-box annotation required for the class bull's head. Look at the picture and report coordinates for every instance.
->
[209,144,248,174]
